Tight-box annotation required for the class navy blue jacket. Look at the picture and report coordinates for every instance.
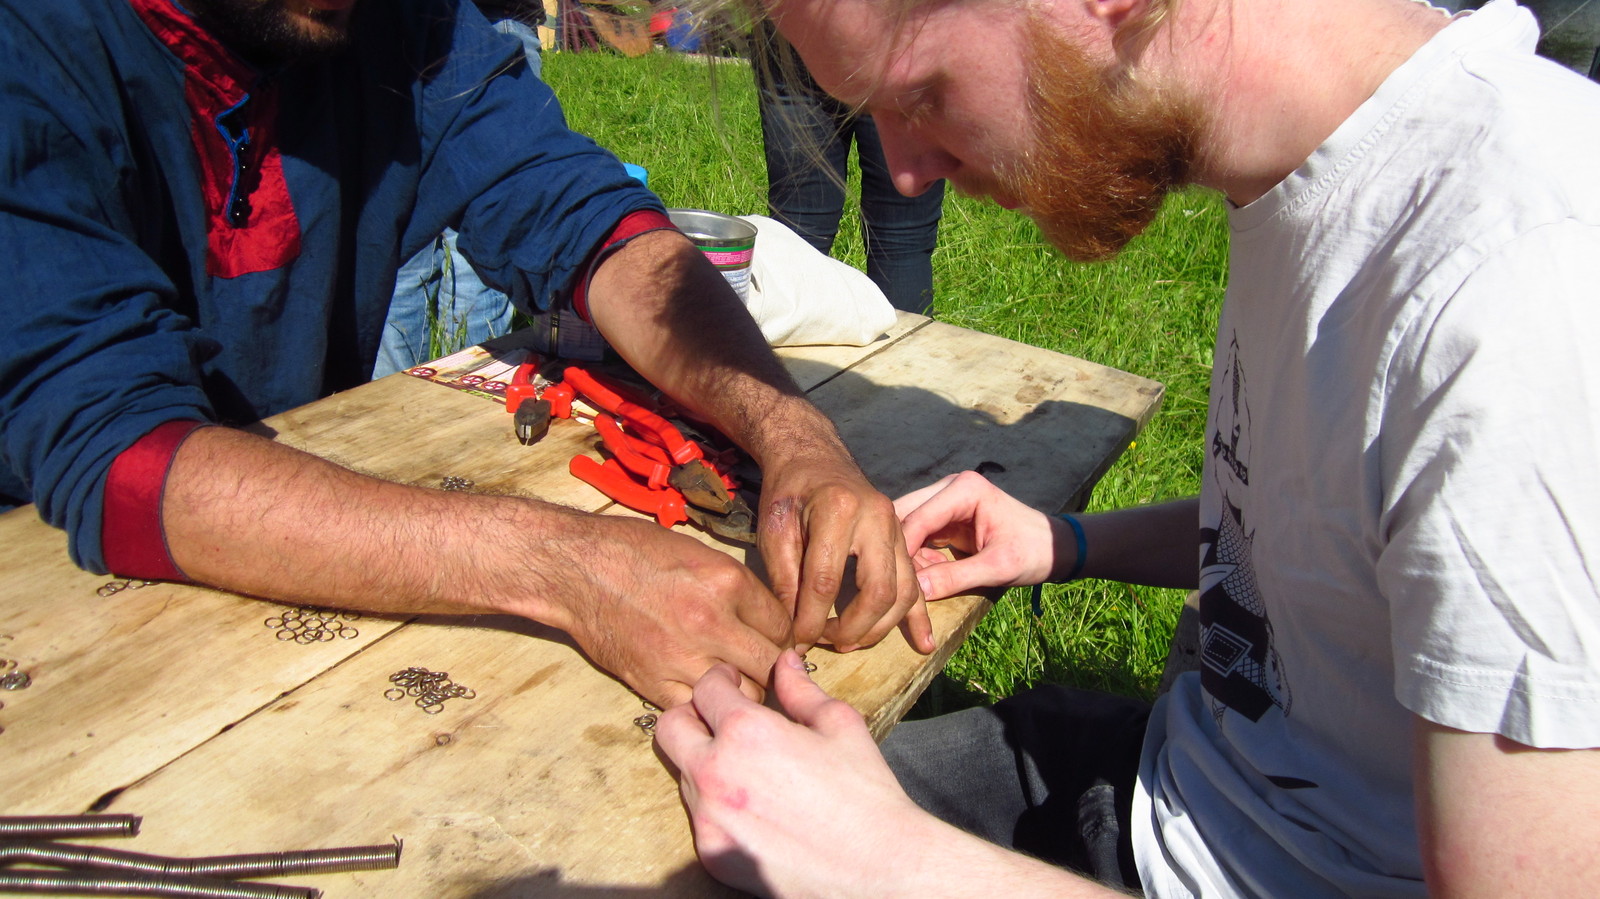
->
[0,0,661,570]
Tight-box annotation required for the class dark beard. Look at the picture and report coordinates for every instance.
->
[186,0,354,66]
[1000,22,1201,262]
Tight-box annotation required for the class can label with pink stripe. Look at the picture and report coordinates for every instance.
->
[668,208,758,303]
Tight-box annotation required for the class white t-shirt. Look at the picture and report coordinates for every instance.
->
[1133,2,1600,895]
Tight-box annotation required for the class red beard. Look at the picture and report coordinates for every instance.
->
[999,23,1202,261]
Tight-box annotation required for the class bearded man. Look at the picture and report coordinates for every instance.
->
[0,0,934,709]
[656,0,1600,893]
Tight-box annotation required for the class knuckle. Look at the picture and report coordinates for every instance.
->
[805,566,843,599]
[674,599,722,635]
[816,697,865,729]
[952,469,988,488]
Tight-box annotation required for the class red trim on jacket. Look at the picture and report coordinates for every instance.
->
[570,209,679,320]
[129,0,302,278]
[102,420,209,581]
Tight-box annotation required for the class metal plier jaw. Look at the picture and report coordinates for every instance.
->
[557,365,757,543]
[569,455,757,544]
[506,361,556,445]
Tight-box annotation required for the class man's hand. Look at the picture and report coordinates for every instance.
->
[656,650,1112,898]
[894,470,1058,600]
[586,228,930,656]
[897,472,1200,595]
[655,650,940,896]
[161,426,789,709]
[758,440,931,654]
[528,513,794,708]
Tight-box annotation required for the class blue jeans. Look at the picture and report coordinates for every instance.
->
[374,17,543,378]
[756,42,945,315]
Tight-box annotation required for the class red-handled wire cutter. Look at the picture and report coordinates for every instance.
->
[569,455,757,544]
[561,367,746,517]
[505,361,575,445]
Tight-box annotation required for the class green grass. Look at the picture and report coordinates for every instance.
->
[542,48,1228,709]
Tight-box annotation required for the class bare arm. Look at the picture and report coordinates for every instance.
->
[1413,716,1600,896]
[1070,498,1198,588]
[895,471,1197,600]
[161,425,792,707]
[656,652,1130,898]
[585,230,931,654]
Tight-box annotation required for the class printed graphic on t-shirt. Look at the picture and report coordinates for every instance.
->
[1200,336,1292,723]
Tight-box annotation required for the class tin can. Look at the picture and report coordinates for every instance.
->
[668,208,757,303]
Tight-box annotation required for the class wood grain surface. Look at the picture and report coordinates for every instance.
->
[0,313,1161,896]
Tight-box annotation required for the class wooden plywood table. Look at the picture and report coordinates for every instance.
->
[0,313,1162,897]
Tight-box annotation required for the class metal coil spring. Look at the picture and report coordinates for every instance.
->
[0,870,320,898]
[0,815,141,839]
[0,839,401,879]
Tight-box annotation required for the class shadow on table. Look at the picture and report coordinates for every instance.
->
[467,859,742,897]
[782,361,1146,512]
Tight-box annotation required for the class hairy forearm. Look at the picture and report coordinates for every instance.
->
[161,425,585,625]
[585,229,852,470]
[1061,497,1198,589]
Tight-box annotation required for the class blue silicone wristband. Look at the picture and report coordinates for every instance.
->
[1058,513,1088,582]
[1030,513,1089,617]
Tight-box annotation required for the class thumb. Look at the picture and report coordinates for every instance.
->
[771,649,859,736]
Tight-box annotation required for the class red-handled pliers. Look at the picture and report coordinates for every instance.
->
[562,367,701,465]
[563,367,743,515]
[506,362,555,445]
[570,455,689,528]
[569,455,756,543]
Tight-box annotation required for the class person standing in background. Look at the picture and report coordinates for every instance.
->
[753,22,945,315]
[377,0,551,377]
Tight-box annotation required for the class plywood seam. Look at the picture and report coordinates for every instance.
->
[797,317,935,397]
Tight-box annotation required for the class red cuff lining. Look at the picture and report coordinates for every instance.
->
[102,420,209,581]
[571,209,679,321]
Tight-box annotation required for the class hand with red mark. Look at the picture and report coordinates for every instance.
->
[655,651,1109,896]
[655,650,929,895]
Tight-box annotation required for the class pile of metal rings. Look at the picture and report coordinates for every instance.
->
[0,657,28,736]
[96,579,157,597]
[384,667,475,715]
[263,607,361,644]
[0,658,28,692]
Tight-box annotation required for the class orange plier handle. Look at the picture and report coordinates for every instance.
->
[594,414,675,491]
[562,367,702,466]
[569,454,687,529]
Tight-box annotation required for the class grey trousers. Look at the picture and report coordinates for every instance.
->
[881,686,1152,891]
